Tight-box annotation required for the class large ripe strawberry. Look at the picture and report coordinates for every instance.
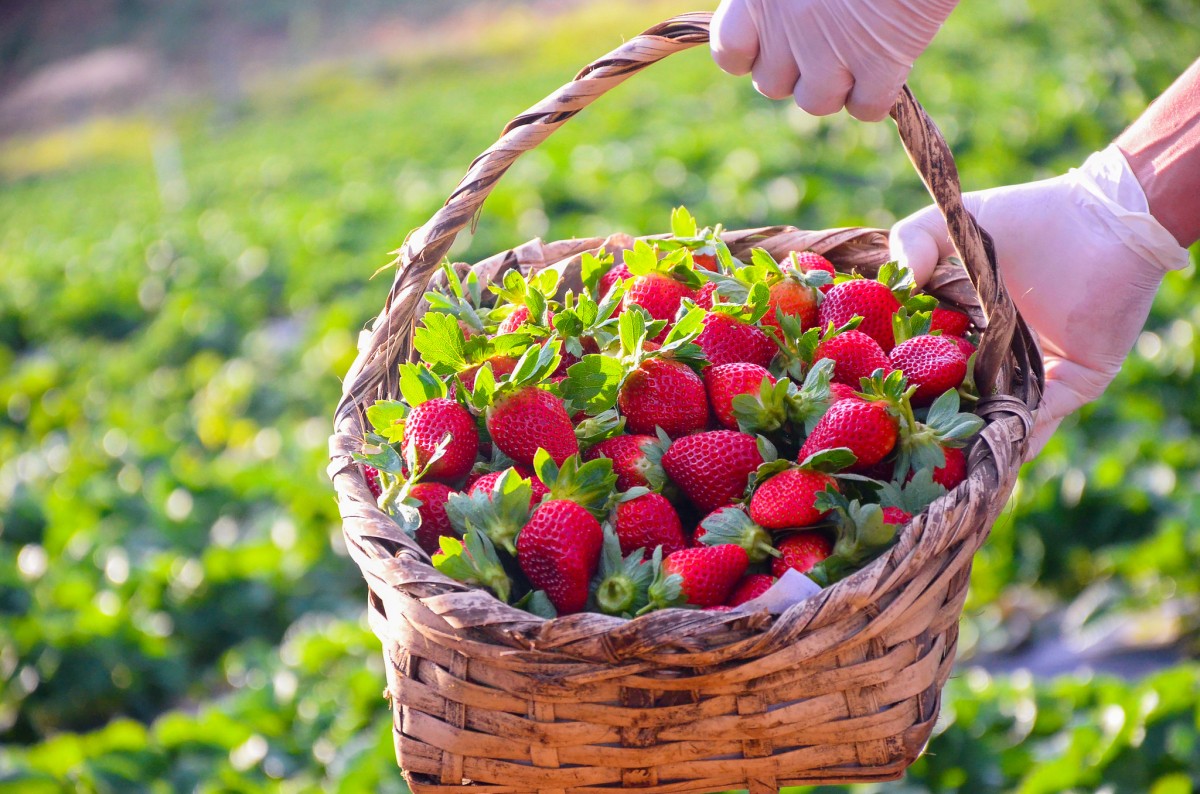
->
[403,398,479,482]
[813,329,890,387]
[617,358,708,437]
[727,574,775,607]
[771,531,833,577]
[659,544,750,607]
[612,492,687,558]
[517,499,603,614]
[705,363,775,430]
[749,468,837,530]
[798,397,898,470]
[888,334,968,406]
[761,279,819,335]
[411,482,456,555]
[487,386,578,468]
[623,272,695,326]
[584,434,666,492]
[818,279,902,352]
[930,307,971,337]
[694,312,777,369]
[661,431,763,513]
[469,467,550,508]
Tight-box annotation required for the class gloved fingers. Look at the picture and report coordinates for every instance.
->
[752,54,801,100]
[711,0,759,76]
[889,203,953,287]
[792,64,855,116]
[844,68,908,122]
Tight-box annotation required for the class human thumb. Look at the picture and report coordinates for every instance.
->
[889,203,956,287]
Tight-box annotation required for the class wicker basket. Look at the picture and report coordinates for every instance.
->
[328,12,1043,793]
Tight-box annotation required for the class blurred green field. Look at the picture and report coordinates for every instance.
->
[2,0,1199,791]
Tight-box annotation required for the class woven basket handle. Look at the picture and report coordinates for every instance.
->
[335,11,1019,425]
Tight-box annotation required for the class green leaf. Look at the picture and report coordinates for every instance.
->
[514,589,558,619]
[412,312,467,374]
[351,441,404,476]
[798,447,857,472]
[581,251,614,296]
[365,400,409,443]
[432,530,511,603]
[559,354,625,415]
[671,206,699,238]
[618,307,649,356]
[398,363,447,408]
[543,454,617,518]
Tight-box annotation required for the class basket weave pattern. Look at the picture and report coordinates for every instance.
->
[328,13,1043,793]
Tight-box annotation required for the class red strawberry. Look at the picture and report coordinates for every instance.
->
[705,363,775,429]
[946,335,976,359]
[598,262,632,296]
[516,499,604,614]
[692,252,718,270]
[931,307,971,337]
[461,355,518,389]
[798,398,898,470]
[931,446,967,489]
[469,467,550,507]
[661,431,763,514]
[403,398,479,482]
[761,279,819,334]
[584,434,664,491]
[411,482,456,555]
[813,330,890,387]
[694,312,777,369]
[362,465,382,499]
[749,469,837,530]
[486,387,578,468]
[661,544,750,607]
[888,335,968,406]
[771,531,833,577]
[792,251,837,293]
[828,382,860,403]
[695,281,719,310]
[496,306,532,335]
[727,574,775,607]
[818,279,901,352]
[613,493,687,558]
[617,358,708,438]
[623,272,695,326]
[882,506,912,525]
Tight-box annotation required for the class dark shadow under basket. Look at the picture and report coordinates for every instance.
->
[328,12,1043,793]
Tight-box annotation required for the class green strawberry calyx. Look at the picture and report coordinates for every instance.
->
[432,529,512,603]
[638,546,687,615]
[697,507,779,563]
[590,525,656,617]
[422,260,489,336]
[623,238,702,289]
[533,450,618,519]
[466,339,562,412]
[894,388,984,481]
[807,488,898,587]
[444,468,533,555]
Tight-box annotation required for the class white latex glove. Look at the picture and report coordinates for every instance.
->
[711,0,958,121]
[891,145,1191,458]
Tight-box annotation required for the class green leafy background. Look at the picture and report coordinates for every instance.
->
[2,1,1198,791]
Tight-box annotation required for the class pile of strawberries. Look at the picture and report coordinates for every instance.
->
[355,209,983,618]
